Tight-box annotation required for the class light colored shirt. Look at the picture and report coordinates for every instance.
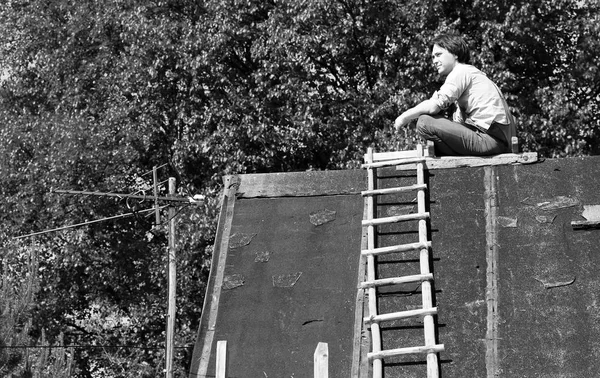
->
[430,63,511,132]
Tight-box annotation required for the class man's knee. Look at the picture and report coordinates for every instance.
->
[416,114,436,138]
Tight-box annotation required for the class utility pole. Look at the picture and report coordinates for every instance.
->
[166,177,177,378]
[17,165,203,377]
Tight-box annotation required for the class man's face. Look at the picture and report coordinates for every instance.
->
[431,44,458,76]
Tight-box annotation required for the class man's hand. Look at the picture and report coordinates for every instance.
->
[394,114,409,131]
[393,100,440,131]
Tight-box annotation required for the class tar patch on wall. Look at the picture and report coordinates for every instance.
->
[272,272,302,287]
[223,274,245,290]
[229,233,257,249]
[309,209,336,226]
[254,251,271,263]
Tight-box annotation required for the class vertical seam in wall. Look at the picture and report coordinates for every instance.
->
[352,200,369,378]
[484,166,500,378]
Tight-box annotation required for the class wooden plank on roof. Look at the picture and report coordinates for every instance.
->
[235,170,365,198]
[395,152,539,171]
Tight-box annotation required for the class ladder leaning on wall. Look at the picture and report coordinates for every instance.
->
[360,144,444,378]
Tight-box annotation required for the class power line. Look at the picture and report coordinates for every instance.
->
[52,189,197,203]
[13,206,167,240]
[0,345,193,350]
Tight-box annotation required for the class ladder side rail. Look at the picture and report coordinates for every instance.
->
[365,148,383,378]
[416,145,441,378]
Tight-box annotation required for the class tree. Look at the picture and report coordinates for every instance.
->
[0,240,74,378]
[0,0,598,376]
[0,1,212,376]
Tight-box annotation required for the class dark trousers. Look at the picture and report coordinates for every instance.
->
[416,115,508,156]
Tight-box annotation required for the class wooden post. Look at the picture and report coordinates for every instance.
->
[314,342,329,378]
[216,340,228,378]
[165,177,177,378]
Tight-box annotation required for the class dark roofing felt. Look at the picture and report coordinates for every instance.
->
[190,155,600,378]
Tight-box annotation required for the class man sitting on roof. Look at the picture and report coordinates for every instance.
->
[394,33,516,156]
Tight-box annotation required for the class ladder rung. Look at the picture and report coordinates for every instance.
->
[364,307,437,324]
[362,212,429,227]
[361,184,427,197]
[368,344,445,360]
[362,241,431,256]
[362,157,427,169]
[359,273,433,289]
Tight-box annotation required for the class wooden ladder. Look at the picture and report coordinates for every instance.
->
[361,145,444,378]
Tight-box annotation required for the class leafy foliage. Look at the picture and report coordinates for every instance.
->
[0,0,598,376]
[1,240,74,377]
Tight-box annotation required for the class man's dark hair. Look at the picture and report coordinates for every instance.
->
[430,34,471,64]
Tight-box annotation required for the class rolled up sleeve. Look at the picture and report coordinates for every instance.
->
[431,66,470,110]
[430,88,456,110]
